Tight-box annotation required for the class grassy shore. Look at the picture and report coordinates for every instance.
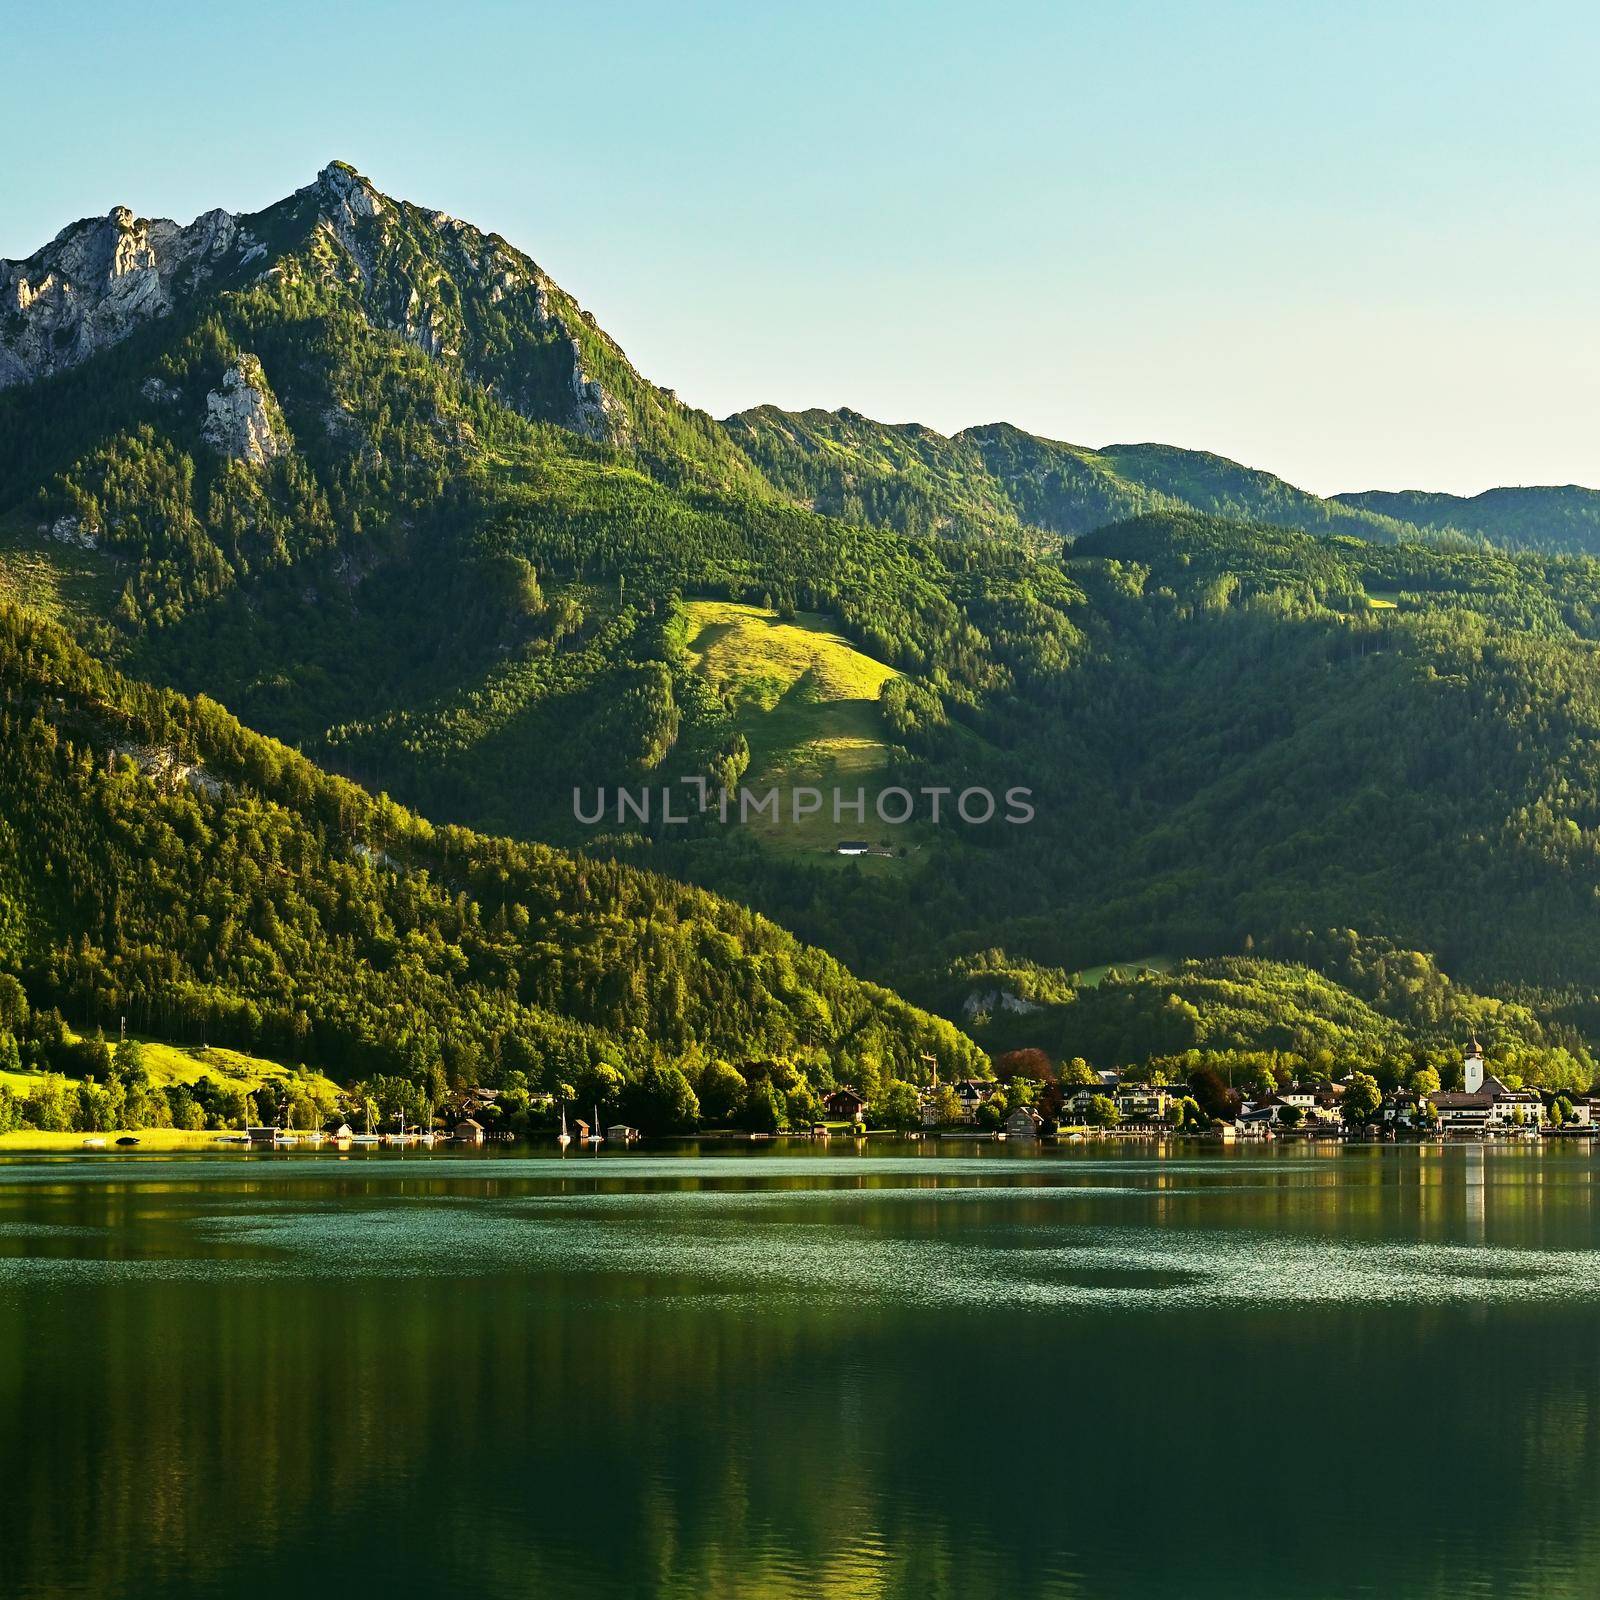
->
[0,1128,243,1152]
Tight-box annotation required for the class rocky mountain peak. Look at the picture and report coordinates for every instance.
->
[311,161,385,224]
[0,199,257,389]
[1,164,646,450]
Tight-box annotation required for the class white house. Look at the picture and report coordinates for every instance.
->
[1258,1084,1340,1127]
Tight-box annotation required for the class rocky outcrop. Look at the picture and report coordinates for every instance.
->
[960,987,1043,1021]
[0,204,256,388]
[45,515,99,550]
[202,356,288,465]
[400,286,454,359]
[568,354,626,444]
[528,284,627,443]
[113,743,224,799]
[300,161,389,289]
[312,162,383,229]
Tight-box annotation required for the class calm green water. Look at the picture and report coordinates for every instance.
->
[2,1140,1599,1599]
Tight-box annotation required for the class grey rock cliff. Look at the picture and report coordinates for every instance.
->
[202,356,288,465]
[0,204,253,387]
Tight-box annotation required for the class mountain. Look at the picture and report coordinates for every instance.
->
[0,163,1005,792]
[7,162,1600,1092]
[722,406,1600,558]
[1,202,249,388]
[928,938,1593,1093]
[719,406,1049,544]
[1335,486,1600,555]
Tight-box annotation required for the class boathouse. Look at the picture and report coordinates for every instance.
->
[1004,1105,1042,1141]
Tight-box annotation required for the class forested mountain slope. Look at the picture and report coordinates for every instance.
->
[931,935,1594,1092]
[0,603,981,1104]
[721,408,1600,556]
[691,512,1600,1021]
[0,164,1073,836]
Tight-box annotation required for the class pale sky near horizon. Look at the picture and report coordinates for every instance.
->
[5,1,1597,497]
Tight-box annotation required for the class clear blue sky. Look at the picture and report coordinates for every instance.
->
[6,1,1597,495]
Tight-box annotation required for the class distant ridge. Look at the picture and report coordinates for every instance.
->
[1334,485,1600,555]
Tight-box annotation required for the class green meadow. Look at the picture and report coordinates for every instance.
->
[1071,954,1176,988]
[683,600,909,861]
[0,517,119,630]
[2,1034,341,1115]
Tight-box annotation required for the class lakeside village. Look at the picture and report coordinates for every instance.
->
[7,1020,1598,1149]
[793,1038,1598,1146]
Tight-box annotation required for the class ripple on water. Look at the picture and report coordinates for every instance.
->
[2,1177,1598,1315]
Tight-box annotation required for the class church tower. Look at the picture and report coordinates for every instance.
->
[1464,1037,1485,1095]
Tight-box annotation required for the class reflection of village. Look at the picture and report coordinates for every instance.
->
[826,1041,1595,1144]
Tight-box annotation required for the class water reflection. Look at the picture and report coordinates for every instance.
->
[1,1144,1598,1599]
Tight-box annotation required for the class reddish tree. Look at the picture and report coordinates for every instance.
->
[1188,1066,1241,1122]
[993,1048,1055,1084]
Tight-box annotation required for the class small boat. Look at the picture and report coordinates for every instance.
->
[81,1137,106,1149]
[348,1103,381,1146]
[419,1099,436,1147]
[557,1103,571,1152]
[585,1104,604,1148]
[115,1136,140,1147]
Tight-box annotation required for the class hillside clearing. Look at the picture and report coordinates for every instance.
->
[1072,954,1177,988]
[683,601,910,860]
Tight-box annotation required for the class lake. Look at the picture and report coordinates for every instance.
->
[2,1140,1598,1599]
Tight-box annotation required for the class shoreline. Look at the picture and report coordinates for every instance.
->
[0,1128,1583,1156]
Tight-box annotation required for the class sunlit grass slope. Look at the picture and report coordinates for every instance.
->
[2,1034,340,1103]
[683,601,906,858]
[0,518,117,632]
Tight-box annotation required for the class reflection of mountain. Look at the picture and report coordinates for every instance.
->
[5,1156,1600,1597]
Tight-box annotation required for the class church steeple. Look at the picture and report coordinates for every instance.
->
[1464,1036,1485,1095]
